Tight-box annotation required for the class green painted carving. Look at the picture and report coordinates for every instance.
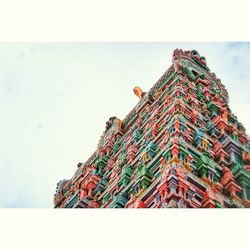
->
[207,101,220,116]
[215,201,224,208]
[97,155,109,176]
[119,166,134,187]
[110,192,128,208]
[183,67,196,80]
[102,192,111,205]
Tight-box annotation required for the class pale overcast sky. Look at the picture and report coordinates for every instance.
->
[0,42,249,208]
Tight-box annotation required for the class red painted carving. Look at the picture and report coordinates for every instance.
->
[126,196,146,208]
[242,151,250,171]
[220,167,234,186]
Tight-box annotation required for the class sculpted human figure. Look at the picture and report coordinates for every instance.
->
[242,151,250,163]
[152,103,160,118]
[152,122,159,138]
[203,186,224,205]
[220,167,234,186]
[174,118,181,133]
[242,151,250,171]
[175,165,189,198]
[79,181,88,199]
[137,114,143,127]
[184,127,191,140]
[172,49,184,72]
[176,165,185,179]
[126,195,137,208]
[127,144,138,163]
[154,89,162,100]
[127,143,137,154]
[202,86,210,99]
[190,108,199,124]
[175,82,183,97]
[211,187,224,205]
[201,103,206,112]
[190,93,199,108]
[171,136,180,160]
[231,123,238,137]
[161,156,167,167]
[220,105,229,122]
[212,93,221,106]
[99,148,106,157]
[74,181,80,191]
[165,95,172,107]
[61,199,67,208]
[238,127,248,143]
[144,120,151,132]
[106,157,115,171]
[186,154,193,165]
[162,167,170,180]
[172,135,179,145]
[160,130,170,149]
[212,140,223,154]
[204,186,216,201]
[126,194,146,208]
[177,97,186,114]
[88,200,100,208]
[201,138,209,150]
[145,105,152,114]
[108,167,119,185]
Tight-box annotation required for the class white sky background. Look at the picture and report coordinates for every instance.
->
[0,42,250,208]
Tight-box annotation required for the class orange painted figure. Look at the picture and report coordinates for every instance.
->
[133,86,145,98]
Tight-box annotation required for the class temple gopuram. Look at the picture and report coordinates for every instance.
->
[54,49,250,208]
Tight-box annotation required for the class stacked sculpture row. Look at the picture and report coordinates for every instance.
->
[54,49,250,208]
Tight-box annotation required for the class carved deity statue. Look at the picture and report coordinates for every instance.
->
[220,167,234,186]
[220,105,229,122]
[242,151,250,164]
[212,140,223,154]
[176,165,185,179]
[242,151,250,171]
[231,123,238,137]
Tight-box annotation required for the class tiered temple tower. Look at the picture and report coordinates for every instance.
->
[54,49,250,208]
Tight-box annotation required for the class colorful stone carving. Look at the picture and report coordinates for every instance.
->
[54,49,250,208]
[133,86,145,99]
